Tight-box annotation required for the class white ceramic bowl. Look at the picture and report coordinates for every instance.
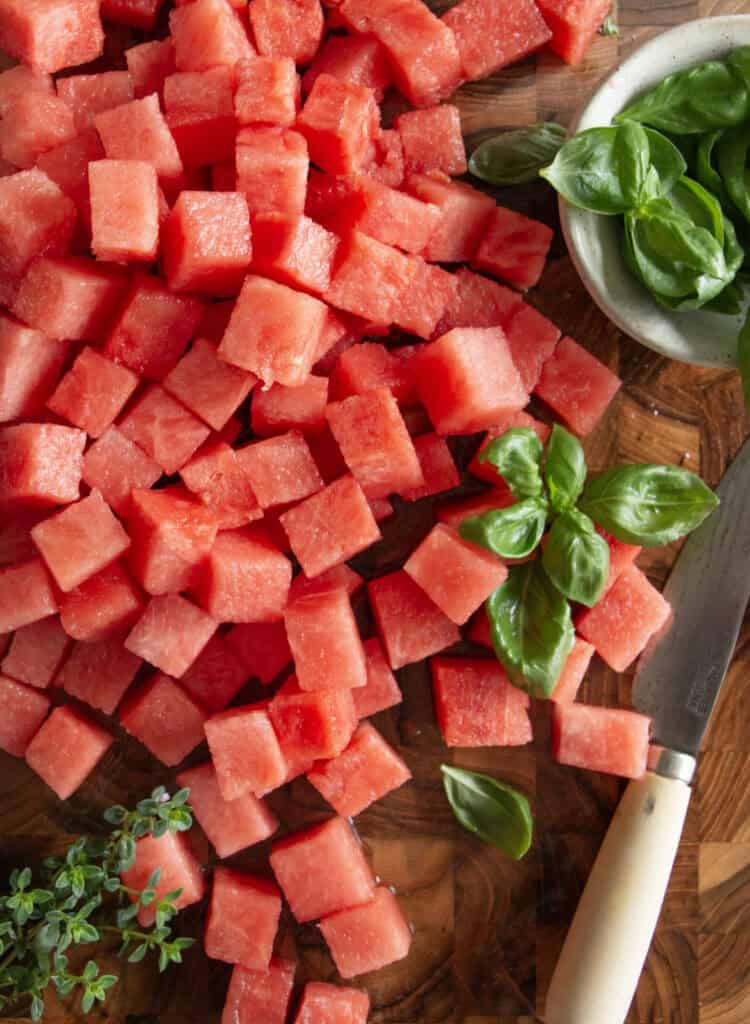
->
[560,15,750,368]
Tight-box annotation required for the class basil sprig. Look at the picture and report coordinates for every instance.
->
[440,766,533,860]
[469,122,566,186]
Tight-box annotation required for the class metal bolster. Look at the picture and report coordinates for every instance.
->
[647,746,697,785]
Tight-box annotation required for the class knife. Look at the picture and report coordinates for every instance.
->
[544,435,750,1024]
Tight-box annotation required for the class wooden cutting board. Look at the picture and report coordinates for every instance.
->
[3,1,750,1021]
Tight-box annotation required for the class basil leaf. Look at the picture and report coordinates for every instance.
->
[696,130,727,202]
[486,561,575,699]
[615,59,750,134]
[614,120,650,207]
[544,424,587,512]
[540,126,639,214]
[579,463,719,545]
[542,509,610,607]
[469,122,566,186]
[598,12,618,37]
[668,176,725,248]
[717,123,750,223]
[460,498,548,559]
[704,278,745,315]
[737,308,750,412]
[644,128,688,194]
[477,427,544,499]
[727,46,750,91]
[440,766,533,860]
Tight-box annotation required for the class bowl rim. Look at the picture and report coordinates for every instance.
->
[559,15,750,370]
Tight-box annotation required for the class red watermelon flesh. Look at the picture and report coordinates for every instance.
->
[125,38,176,99]
[36,128,104,196]
[0,422,85,508]
[1,616,68,688]
[268,688,357,773]
[251,374,329,437]
[236,126,309,218]
[289,563,363,601]
[121,831,205,927]
[221,959,295,1024]
[57,71,134,133]
[331,343,418,405]
[163,68,237,169]
[305,168,362,235]
[57,562,143,643]
[400,431,459,501]
[405,173,494,263]
[176,761,279,858]
[205,868,281,969]
[195,528,292,623]
[472,205,554,290]
[550,636,595,704]
[353,635,402,718]
[347,175,443,255]
[0,64,53,117]
[0,674,50,756]
[297,73,379,177]
[225,620,291,684]
[552,703,651,779]
[162,190,251,295]
[118,385,211,475]
[125,594,217,678]
[0,314,67,423]
[250,212,339,297]
[0,91,76,169]
[436,489,515,532]
[600,528,641,595]
[94,94,183,184]
[57,637,141,714]
[82,428,161,517]
[326,230,418,325]
[0,170,77,279]
[249,0,324,64]
[119,671,209,765]
[235,56,300,128]
[536,0,611,65]
[293,982,369,1024]
[89,158,159,263]
[366,127,405,187]
[284,587,367,692]
[26,705,112,799]
[368,569,460,670]
[47,347,138,439]
[303,33,391,101]
[442,0,552,80]
[394,259,458,341]
[319,885,412,978]
[438,266,523,334]
[237,431,323,509]
[211,160,236,191]
[0,559,58,633]
[431,655,532,746]
[169,0,254,72]
[165,339,256,433]
[396,104,467,176]
[469,411,551,485]
[535,336,622,437]
[177,632,248,712]
[100,0,163,30]
[180,441,262,530]
[504,302,561,392]
[206,705,288,799]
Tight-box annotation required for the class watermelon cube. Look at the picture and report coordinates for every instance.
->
[312,310,362,375]
[169,0,254,73]
[468,411,551,486]
[307,722,411,816]
[180,442,261,530]
[436,490,515,533]
[431,655,532,746]
[250,212,338,296]
[293,983,369,1024]
[304,169,360,235]
[236,431,323,509]
[26,705,112,799]
[162,191,250,296]
[31,490,130,592]
[236,126,309,218]
[104,273,203,380]
[350,176,443,256]
[405,524,508,625]
[396,104,466,176]
[472,206,553,291]
[125,595,217,678]
[248,0,323,64]
[0,422,85,509]
[0,559,58,633]
[176,761,279,858]
[0,674,50,756]
[288,563,363,602]
[417,327,528,435]
[552,703,650,779]
[504,302,561,392]
[297,74,379,177]
[536,0,610,65]
[600,529,641,595]
[82,427,162,517]
[367,127,404,187]
[439,266,523,333]
[94,94,183,184]
[221,960,295,1024]
[326,388,424,498]
[57,637,142,714]
[319,885,412,977]
[405,173,494,263]
[225,621,291,684]
[270,816,375,922]
[284,587,367,692]
[400,432,460,501]
[125,38,176,99]
[0,91,76,170]
[303,34,391,101]
[218,274,326,387]
[57,72,134,133]
[118,385,211,475]
[1,616,68,688]
[251,374,328,436]
[550,636,595,704]
[197,528,291,623]
[330,343,417,406]
[101,0,162,30]
[535,336,622,437]
[369,570,460,670]
[0,514,41,569]
[205,869,281,969]
[121,831,205,927]
[164,338,256,433]
[394,259,458,341]
[0,64,53,117]
[163,68,237,169]
[235,57,299,127]
[0,170,77,279]
[211,161,236,191]
[353,636,402,718]
[577,565,671,673]
[12,255,128,344]
[58,562,143,643]
[179,633,248,712]
[206,705,288,799]
[339,0,462,107]
[89,159,159,263]
[119,671,208,764]
[47,348,138,439]
[280,475,381,578]
[443,0,552,80]
[326,230,417,325]
[35,130,103,208]
[0,314,67,423]
[269,687,357,773]
[467,606,492,649]
[0,0,103,74]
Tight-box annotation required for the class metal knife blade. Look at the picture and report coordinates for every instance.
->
[633,436,750,756]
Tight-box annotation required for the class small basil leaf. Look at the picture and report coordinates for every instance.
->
[717,122,750,223]
[440,765,533,860]
[544,424,587,512]
[459,498,547,559]
[668,176,725,248]
[614,120,650,207]
[615,59,750,134]
[579,463,719,545]
[727,46,750,91]
[469,122,566,186]
[540,126,637,214]
[477,427,544,499]
[704,278,745,315]
[486,560,575,699]
[737,308,750,411]
[542,509,610,607]
[696,130,727,201]
[598,12,618,36]
[643,128,687,194]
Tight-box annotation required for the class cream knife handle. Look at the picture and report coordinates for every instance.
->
[544,760,693,1024]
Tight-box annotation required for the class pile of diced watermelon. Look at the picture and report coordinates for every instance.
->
[0,0,654,1015]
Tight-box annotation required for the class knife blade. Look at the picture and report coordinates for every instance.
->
[633,434,750,756]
